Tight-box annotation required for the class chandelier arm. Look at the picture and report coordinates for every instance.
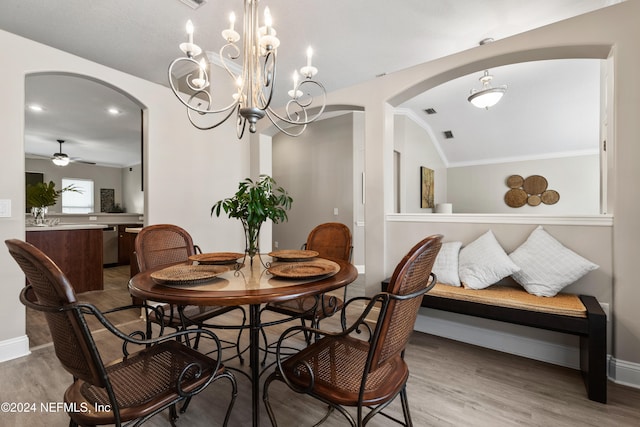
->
[264,109,309,137]
[236,113,247,139]
[168,57,239,115]
[266,80,327,126]
[186,105,239,131]
[219,42,242,86]
[255,50,276,111]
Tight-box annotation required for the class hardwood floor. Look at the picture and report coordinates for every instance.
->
[5,265,640,426]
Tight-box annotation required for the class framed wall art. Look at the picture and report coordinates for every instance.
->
[420,166,434,209]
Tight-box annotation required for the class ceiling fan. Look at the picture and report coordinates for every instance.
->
[51,139,95,166]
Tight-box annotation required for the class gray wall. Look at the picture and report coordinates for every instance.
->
[447,154,599,214]
[25,158,125,213]
[272,114,354,254]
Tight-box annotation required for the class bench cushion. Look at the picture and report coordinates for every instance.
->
[428,283,587,318]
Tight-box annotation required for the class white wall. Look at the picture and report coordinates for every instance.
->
[0,29,249,361]
[394,114,447,213]
[447,154,600,214]
[121,163,143,214]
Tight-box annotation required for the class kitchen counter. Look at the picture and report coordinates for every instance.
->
[26,223,109,232]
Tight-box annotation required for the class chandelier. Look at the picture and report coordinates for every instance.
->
[168,0,326,138]
[467,69,507,109]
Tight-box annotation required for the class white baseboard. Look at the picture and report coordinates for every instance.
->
[0,335,30,363]
[609,357,640,389]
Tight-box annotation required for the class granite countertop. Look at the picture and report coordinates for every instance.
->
[26,224,110,232]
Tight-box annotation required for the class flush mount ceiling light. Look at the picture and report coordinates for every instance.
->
[52,139,70,166]
[167,0,326,138]
[467,69,507,109]
[27,104,45,112]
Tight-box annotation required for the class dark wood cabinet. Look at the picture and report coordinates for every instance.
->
[26,228,103,293]
[117,224,140,266]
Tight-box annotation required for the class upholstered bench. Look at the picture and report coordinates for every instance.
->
[381,279,607,403]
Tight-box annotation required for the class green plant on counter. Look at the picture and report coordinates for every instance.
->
[211,175,293,258]
[26,180,81,208]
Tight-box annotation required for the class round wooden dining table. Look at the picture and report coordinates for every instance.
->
[129,256,358,427]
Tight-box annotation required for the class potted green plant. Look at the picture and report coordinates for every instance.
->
[26,181,80,225]
[212,175,293,261]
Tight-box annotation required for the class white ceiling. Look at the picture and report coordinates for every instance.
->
[0,0,620,167]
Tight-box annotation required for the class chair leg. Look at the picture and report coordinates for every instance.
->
[399,386,413,427]
[179,396,192,414]
[169,404,179,427]
[263,372,279,426]
[221,370,238,427]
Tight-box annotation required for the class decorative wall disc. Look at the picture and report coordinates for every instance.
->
[504,188,528,208]
[506,175,524,188]
[541,190,560,205]
[527,194,542,206]
[522,175,548,195]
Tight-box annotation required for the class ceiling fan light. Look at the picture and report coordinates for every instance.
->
[52,153,70,166]
[468,87,506,109]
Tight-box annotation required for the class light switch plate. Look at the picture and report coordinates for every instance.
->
[0,199,11,217]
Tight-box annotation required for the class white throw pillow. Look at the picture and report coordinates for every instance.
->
[432,241,462,286]
[509,226,599,297]
[458,230,521,289]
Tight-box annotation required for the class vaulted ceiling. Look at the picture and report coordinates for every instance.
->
[0,0,620,167]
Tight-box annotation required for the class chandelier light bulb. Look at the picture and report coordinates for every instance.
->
[186,20,194,44]
[229,12,236,31]
[192,58,208,89]
[264,7,273,29]
[306,47,313,67]
[288,70,303,99]
[180,19,201,56]
[300,46,317,78]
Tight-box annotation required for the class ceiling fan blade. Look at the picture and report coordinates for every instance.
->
[69,157,96,165]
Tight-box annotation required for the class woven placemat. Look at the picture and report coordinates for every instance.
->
[268,249,319,261]
[151,265,229,285]
[268,258,339,279]
[427,283,586,317]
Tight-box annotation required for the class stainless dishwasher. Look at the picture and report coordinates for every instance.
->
[103,225,119,265]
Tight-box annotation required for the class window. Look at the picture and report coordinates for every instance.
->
[62,178,94,213]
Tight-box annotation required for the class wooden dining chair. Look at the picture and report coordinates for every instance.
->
[262,222,353,343]
[135,224,246,360]
[6,238,237,427]
[263,234,442,427]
